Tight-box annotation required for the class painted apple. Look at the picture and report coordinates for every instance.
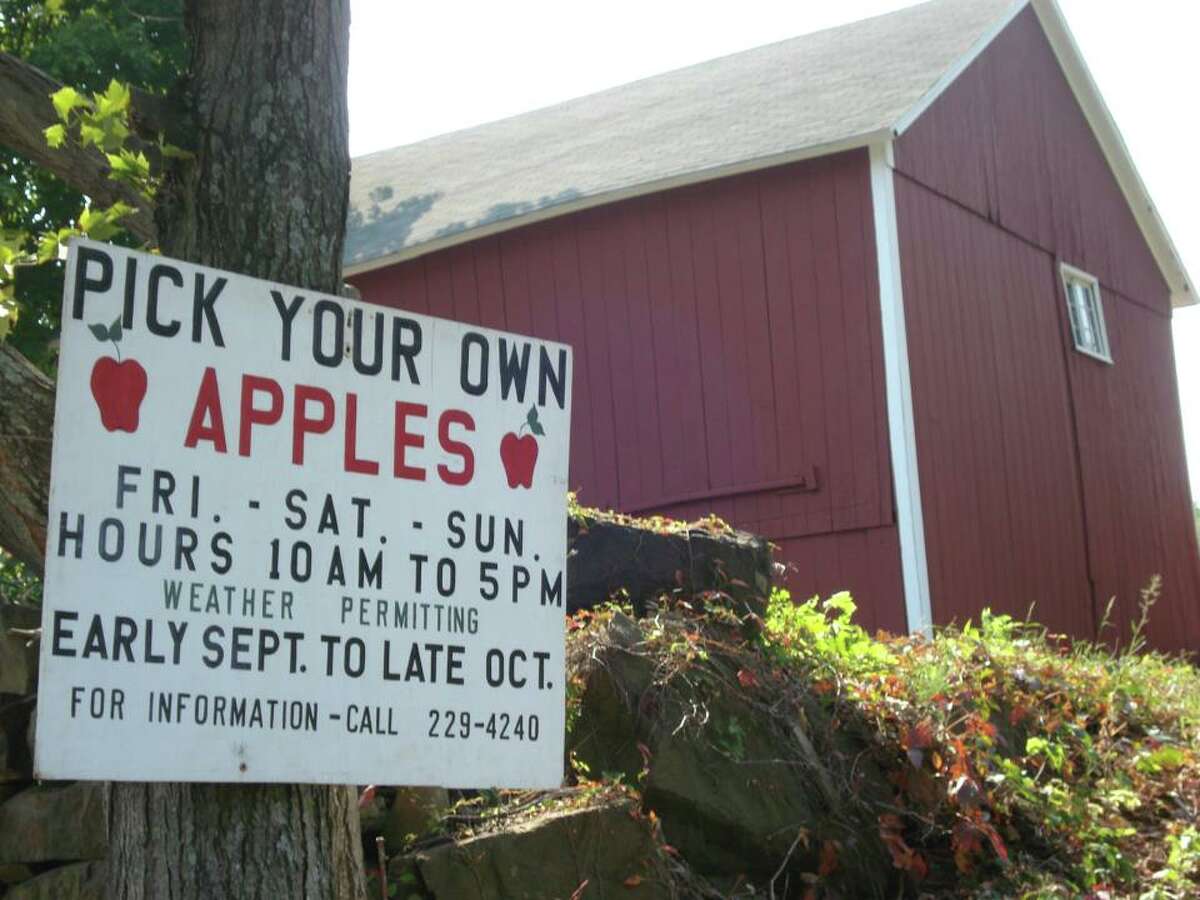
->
[500,406,545,488]
[87,317,147,433]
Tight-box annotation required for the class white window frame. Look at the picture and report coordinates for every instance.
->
[1060,263,1113,365]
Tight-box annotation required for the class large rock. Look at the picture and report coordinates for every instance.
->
[408,798,669,899]
[567,512,770,621]
[4,861,105,900]
[0,782,108,863]
[0,603,39,696]
[570,615,896,896]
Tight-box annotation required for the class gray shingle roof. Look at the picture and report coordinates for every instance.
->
[345,0,1019,272]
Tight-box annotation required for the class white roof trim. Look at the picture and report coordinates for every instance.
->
[344,129,891,278]
[892,0,1194,309]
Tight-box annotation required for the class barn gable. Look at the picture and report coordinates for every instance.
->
[889,5,1200,650]
[895,5,1170,311]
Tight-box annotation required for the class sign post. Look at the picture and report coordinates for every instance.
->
[34,239,571,787]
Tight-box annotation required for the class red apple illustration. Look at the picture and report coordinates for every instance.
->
[500,405,544,488]
[88,317,147,433]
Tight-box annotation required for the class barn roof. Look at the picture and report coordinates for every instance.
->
[345,0,1194,308]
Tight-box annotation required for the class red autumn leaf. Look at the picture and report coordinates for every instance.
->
[818,840,839,877]
[737,668,759,689]
[1009,705,1029,727]
[952,820,983,873]
[979,821,1009,863]
[904,719,934,751]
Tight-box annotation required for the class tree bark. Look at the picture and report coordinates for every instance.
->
[0,344,53,573]
[0,52,158,244]
[101,2,363,898]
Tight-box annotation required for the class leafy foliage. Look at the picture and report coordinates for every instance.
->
[0,548,41,605]
[560,576,1200,897]
[0,0,185,370]
[760,586,1200,897]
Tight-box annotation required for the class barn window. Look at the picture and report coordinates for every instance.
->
[1060,265,1112,364]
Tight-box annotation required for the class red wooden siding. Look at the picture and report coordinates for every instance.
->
[895,6,1168,313]
[895,177,1094,637]
[1063,291,1200,653]
[895,9,1200,649]
[350,150,905,627]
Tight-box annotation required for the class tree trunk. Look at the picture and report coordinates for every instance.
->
[0,344,53,573]
[104,2,364,897]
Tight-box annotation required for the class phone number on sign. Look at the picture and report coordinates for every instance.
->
[427,710,541,742]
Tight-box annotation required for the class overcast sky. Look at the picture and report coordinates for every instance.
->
[346,0,1200,500]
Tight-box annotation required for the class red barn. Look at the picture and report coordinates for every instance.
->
[344,0,1200,650]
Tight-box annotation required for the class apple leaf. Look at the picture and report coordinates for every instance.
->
[88,323,110,342]
[109,317,123,342]
[526,405,546,437]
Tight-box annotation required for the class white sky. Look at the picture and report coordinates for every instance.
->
[347,0,1200,501]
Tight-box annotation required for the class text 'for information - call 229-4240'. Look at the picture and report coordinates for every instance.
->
[35,238,573,788]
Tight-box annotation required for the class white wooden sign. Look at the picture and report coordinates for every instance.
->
[34,239,571,787]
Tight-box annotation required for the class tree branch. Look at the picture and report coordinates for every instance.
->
[0,52,157,244]
[0,343,54,573]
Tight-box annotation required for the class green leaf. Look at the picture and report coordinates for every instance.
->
[526,405,546,436]
[78,203,133,241]
[44,123,67,148]
[109,316,123,343]
[88,323,111,342]
[78,122,105,148]
[825,591,857,620]
[35,229,75,265]
[158,139,194,160]
[51,85,87,122]
[95,80,131,118]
